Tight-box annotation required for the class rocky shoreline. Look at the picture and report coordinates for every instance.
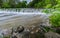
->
[0,13,60,38]
[1,25,60,38]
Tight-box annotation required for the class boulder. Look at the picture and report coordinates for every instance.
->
[45,31,60,38]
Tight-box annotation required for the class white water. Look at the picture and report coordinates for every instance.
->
[0,9,46,22]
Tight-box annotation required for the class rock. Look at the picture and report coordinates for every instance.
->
[11,35,17,38]
[11,32,18,38]
[0,26,24,38]
[11,25,25,38]
[44,31,60,38]
[55,27,60,34]
[17,25,24,33]
[1,29,12,38]
[1,24,50,38]
[25,26,45,38]
[12,25,24,33]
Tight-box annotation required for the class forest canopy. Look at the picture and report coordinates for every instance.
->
[0,0,60,9]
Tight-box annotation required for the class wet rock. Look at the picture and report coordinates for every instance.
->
[11,25,25,38]
[12,25,24,33]
[1,29,12,38]
[45,31,60,38]
[17,25,24,33]
[2,25,51,38]
[1,25,24,38]
[11,35,17,38]
[21,25,47,38]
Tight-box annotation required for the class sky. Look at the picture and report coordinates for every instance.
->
[26,0,32,3]
[20,0,32,3]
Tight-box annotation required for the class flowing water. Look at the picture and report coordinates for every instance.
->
[0,9,49,37]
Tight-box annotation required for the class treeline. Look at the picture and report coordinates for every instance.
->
[0,0,60,8]
[0,0,27,8]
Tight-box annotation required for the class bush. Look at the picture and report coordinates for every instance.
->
[49,13,60,27]
[42,9,55,14]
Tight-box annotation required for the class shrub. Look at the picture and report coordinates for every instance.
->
[49,13,60,27]
[42,9,55,14]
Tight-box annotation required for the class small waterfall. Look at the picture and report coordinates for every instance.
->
[0,9,50,38]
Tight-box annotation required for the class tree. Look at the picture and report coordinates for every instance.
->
[2,2,11,8]
[0,0,3,8]
[27,0,57,8]
[8,0,16,8]
[27,0,44,8]
[16,1,27,8]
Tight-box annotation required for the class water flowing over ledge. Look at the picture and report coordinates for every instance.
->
[0,9,50,37]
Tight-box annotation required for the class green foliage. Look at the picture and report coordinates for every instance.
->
[0,0,27,8]
[28,0,57,8]
[0,0,60,8]
[2,2,11,8]
[45,4,52,8]
[16,1,27,8]
[49,13,60,27]
[42,9,51,13]
[42,9,55,14]
[0,0,3,8]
